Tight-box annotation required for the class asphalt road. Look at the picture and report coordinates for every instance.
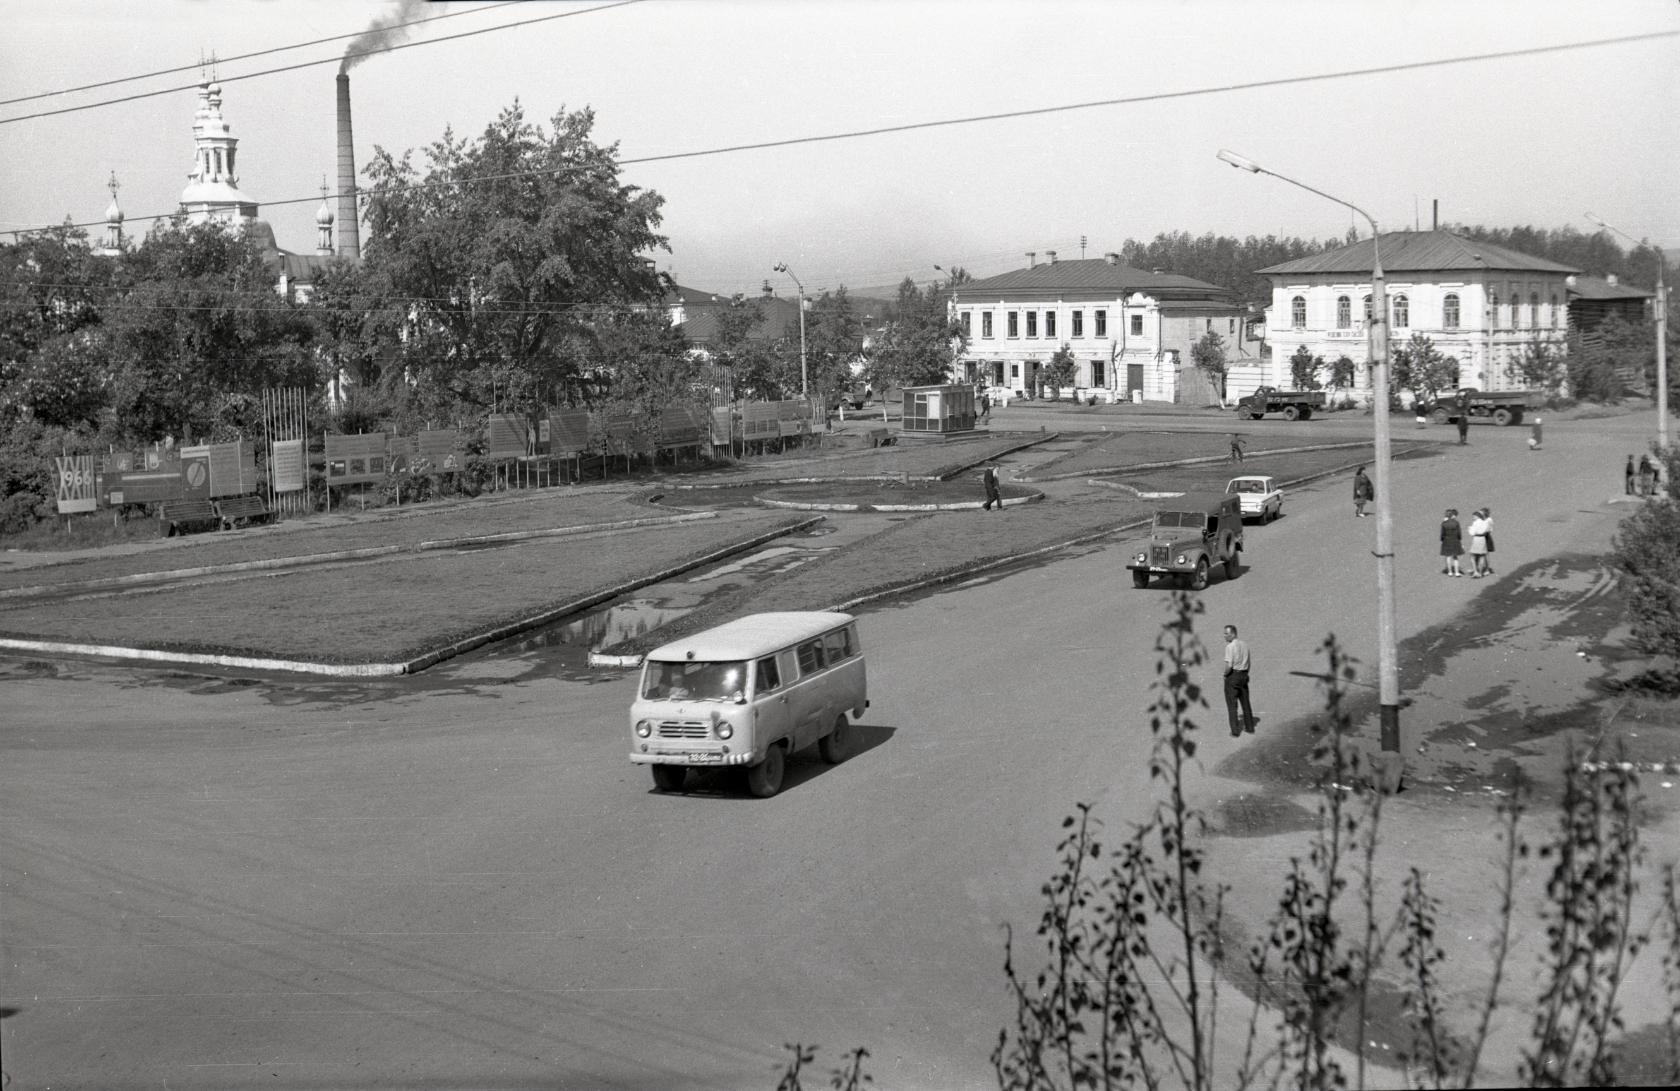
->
[0,408,1659,1090]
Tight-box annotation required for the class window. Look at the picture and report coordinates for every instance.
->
[1071,310,1084,338]
[1095,310,1107,337]
[1129,313,1142,336]
[959,312,972,338]
[1229,318,1236,334]
[1291,295,1306,328]
[1550,293,1560,328]
[1336,295,1351,328]
[1045,311,1056,338]
[755,656,781,693]
[1007,311,1019,338]
[1206,318,1214,332]
[1443,293,1460,329]
[796,638,826,674]
[1025,311,1038,338]
[982,312,993,338]
[1489,292,1499,328]
[822,628,852,663]
[1529,292,1539,328]
[1363,295,1372,323]
[1392,294,1408,329]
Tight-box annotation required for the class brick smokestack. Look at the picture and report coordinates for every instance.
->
[335,73,360,261]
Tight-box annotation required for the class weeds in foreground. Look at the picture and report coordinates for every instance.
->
[779,593,1680,1088]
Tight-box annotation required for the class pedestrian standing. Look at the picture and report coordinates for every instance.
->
[1482,506,1495,575]
[1229,433,1246,463]
[1353,466,1374,518]
[980,390,991,423]
[1529,416,1542,451]
[1626,455,1637,495]
[1222,624,1256,737]
[981,465,1001,511]
[1640,454,1657,497]
[1467,508,1492,577]
[1455,390,1471,445]
[1440,508,1464,577]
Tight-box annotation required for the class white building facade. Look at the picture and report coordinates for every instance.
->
[1256,231,1577,403]
[948,254,1252,404]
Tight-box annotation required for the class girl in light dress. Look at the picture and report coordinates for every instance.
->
[1467,508,1493,578]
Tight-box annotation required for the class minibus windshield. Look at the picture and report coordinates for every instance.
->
[643,659,749,702]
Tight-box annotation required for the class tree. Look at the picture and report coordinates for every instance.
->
[1388,332,1459,409]
[709,295,783,401]
[1329,355,1356,390]
[1044,344,1077,401]
[804,287,866,403]
[1611,443,1680,669]
[306,259,407,422]
[103,217,318,443]
[1190,329,1228,406]
[1288,344,1324,391]
[1506,335,1568,398]
[1,223,121,430]
[361,102,669,420]
[864,276,965,396]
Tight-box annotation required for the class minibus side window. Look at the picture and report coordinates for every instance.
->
[755,656,781,693]
[796,638,825,674]
[824,629,851,662]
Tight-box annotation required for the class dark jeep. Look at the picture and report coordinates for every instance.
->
[1126,492,1245,590]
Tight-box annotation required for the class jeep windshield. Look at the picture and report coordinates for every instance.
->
[1153,511,1205,529]
[642,659,749,702]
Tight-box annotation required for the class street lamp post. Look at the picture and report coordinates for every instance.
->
[773,262,808,399]
[1585,213,1668,460]
[1217,149,1403,782]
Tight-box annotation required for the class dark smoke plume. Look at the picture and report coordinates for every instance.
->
[341,0,443,74]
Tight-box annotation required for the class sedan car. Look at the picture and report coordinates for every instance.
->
[1226,475,1283,523]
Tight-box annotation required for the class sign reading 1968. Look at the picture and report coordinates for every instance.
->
[55,455,98,514]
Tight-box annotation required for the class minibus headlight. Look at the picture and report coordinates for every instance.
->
[715,721,734,740]
[635,720,653,738]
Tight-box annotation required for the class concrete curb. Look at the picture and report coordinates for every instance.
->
[1,515,825,677]
[0,511,721,602]
[1023,439,1410,483]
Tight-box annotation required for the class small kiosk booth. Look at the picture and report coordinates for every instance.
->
[898,383,978,441]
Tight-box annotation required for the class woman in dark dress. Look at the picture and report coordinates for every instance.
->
[1440,508,1464,577]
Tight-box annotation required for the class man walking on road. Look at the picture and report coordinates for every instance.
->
[1353,466,1374,517]
[981,465,1002,511]
[1222,624,1256,737]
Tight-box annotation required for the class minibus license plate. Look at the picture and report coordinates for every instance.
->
[685,751,724,764]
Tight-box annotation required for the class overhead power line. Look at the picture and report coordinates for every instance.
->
[5,28,1674,243]
[0,0,644,126]
[0,1,526,107]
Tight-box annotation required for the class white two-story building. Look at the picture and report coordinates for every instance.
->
[1253,231,1577,403]
[948,252,1253,404]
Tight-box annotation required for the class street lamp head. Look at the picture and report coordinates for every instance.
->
[773,262,787,273]
[1217,148,1262,173]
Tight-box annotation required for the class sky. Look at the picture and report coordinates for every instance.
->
[2,0,1676,299]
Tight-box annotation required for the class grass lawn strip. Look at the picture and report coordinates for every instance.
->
[0,512,814,665]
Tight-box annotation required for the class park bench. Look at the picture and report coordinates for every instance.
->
[867,428,895,448]
[159,498,219,537]
[215,494,274,530]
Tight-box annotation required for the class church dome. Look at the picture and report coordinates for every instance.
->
[106,197,123,224]
[316,201,335,226]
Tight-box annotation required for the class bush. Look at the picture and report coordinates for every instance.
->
[1611,443,1680,666]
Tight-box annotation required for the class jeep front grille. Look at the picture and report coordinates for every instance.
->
[1151,545,1170,566]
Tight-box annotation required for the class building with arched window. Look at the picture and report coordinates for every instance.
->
[1253,230,1576,404]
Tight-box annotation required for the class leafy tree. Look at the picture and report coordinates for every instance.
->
[1,223,121,430]
[1042,344,1077,401]
[709,295,784,401]
[588,308,705,454]
[1611,443,1680,668]
[1565,313,1643,403]
[1329,355,1356,389]
[361,102,669,419]
[306,259,406,420]
[864,276,965,396]
[804,288,866,404]
[1288,344,1324,391]
[103,217,318,443]
[1388,333,1459,409]
[1190,329,1228,405]
[1506,335,1568,397]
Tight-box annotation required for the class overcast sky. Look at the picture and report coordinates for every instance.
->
[2,0,1675,298]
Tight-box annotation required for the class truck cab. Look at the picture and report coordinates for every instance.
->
[1126,492,1245,590]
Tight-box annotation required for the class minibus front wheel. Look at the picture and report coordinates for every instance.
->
[747,745,786,798]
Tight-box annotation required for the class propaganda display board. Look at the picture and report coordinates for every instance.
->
[602,410,642,455]
[54,455,98,514]
[386,434,417,473]
[657,406,705,449]
[416,428,462,471]
[776,398,813,438]
[103,452,182,505]
[177,446,213,499]
[710,406,734,447]
[548,408,591,456]
[324,433,389,485]
[270,438,306,493]
[485,414,529,459]
[742,401,781,442]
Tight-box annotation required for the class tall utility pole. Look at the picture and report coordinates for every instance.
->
[1218,150,1402,786]
[1586,213,1669,461]
[773,262,808,399]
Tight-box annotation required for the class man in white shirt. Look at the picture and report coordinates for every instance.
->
[1223,624,1255,737]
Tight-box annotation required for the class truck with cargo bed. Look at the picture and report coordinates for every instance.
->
[1418,387,1536,427]
[1234,386,1326,421]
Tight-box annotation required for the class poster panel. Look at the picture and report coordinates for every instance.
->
[549,408,591,455]
[386,435,416,473]
[270,439,306,493]
[709,406,734,446]
[177,446,213,499]
[206,440,258,497]
[323,433,389,485]
[54,455,98,514]
[416,429,461,471]
[657,406,704,449]
[485,414,528,459]
[742,401,780,442]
